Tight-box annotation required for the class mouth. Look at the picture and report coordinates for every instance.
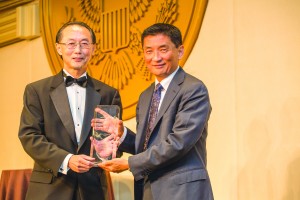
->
[153,64,165,69]
[73,57,84,62]
[153,62,165,67]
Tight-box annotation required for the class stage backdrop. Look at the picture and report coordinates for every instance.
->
[1,0,300,199]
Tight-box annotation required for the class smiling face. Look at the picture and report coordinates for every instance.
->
[143,33,184,82]
[55,25,95,77]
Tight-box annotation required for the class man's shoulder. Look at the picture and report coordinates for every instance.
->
[184,73,204,84]
[88,76,118,91]
[27,74,58,87]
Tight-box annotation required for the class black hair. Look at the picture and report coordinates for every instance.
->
[55,21,96,44]
[141,23,182,48]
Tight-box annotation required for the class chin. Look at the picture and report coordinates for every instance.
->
[72,65,83,70]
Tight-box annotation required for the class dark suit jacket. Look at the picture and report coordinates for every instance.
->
[119,68,214,200]
[18,71,122,200]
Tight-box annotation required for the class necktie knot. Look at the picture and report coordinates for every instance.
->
[155,83,163,93]
[65,76,87,87]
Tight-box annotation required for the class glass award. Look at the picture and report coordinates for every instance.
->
[90,105,120,165]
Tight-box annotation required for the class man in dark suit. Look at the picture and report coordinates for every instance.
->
[95,23,214,200]
[18,21,122,200]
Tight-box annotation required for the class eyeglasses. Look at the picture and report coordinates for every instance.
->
[58,42,93,49]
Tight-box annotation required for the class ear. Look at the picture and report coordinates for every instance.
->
[55,43,62,56]
[178,45,184,59]
[91,44,96,55]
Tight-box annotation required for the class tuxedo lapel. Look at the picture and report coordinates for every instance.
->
[50,73,77,145]
[78,77,101,150]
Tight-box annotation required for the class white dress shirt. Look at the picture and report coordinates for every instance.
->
[59,69,87,174]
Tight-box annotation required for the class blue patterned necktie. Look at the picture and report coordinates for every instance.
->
[143,83,163,150]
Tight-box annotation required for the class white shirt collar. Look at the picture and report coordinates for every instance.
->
[155,67,179,90]
[63,69,87,78]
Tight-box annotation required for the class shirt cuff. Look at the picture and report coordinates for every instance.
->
[119,127,128,144]
[59,154,73,175]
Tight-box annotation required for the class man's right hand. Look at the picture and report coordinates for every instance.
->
[68,154,95,173]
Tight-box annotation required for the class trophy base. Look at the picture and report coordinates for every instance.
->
[92,152,112,167]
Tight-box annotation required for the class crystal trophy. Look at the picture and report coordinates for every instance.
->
[90,105,120,165]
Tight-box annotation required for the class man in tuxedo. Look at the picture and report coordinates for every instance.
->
[18,21,122,200]
[95,23,214,200]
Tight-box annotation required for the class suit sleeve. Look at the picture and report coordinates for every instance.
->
[18,84,70,176]
[118,128,136,155]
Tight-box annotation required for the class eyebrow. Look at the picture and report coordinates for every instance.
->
[144,44,169,49]
[64,38,90,42]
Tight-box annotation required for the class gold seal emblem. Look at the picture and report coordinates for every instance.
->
[40,0,208,119]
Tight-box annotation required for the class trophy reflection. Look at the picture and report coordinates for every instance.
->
[91,105,120,165]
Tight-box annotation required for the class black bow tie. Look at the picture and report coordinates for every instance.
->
[65,76,87,87]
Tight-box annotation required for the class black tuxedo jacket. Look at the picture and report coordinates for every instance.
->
[19,71,122,200]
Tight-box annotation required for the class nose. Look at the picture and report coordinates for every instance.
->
[152,50,161,61]
[73,43,82,52]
